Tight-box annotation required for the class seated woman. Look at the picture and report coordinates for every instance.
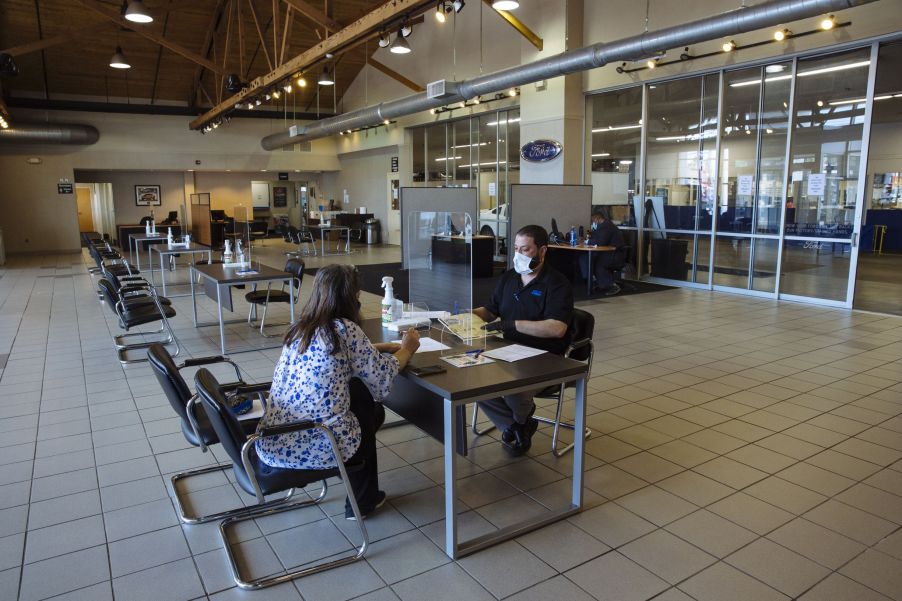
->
[255,264,420,519]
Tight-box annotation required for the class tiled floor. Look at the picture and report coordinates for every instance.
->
[0,245,901,600]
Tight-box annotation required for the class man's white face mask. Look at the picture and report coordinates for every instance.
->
[513,251,536,275]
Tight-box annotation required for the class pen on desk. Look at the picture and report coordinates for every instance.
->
[465,349,483,360]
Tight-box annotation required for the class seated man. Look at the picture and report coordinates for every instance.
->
[580,208,626,295]
[473,225,573,455]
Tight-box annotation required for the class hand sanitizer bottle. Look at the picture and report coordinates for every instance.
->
[223,239,233,263]
[381,276,395,325]
[236,239,245,265]
[145,220,151,236]
[167,228,173,246]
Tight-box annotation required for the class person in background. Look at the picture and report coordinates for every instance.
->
[580,207,626,295]
[255,265,420,520]
[473,225,573,455]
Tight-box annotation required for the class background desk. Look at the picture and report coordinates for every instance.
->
[361,318,588,559]
[546,243,616,294]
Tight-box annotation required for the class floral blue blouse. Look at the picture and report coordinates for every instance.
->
[255,319,399,470]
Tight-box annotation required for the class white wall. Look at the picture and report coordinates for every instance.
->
[75,170,188,225]
[321,147,399,241]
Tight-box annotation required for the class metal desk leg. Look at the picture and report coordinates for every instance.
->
[572,376,586,507]
[160,253,167,296]
[587,252,593,295]
[148,245,154,275]
[216,284,227,354]
[443,397,459,559]
[289,277,296,323]
[190,266,198,327]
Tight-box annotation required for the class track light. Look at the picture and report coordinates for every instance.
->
[820,15,835,30]
[283,82,292,93]
[508,88,517,97]
[272,90,281,99]
[436,3,447,22]
[453,0,465,12]
[473,97,480,104]
[225,73,243,93]
[318,66,335,86]
[646,59,657,69]
[400,22,412,37]
[390,34,411,54]
[124,0,153,23]
[384,119,390,125]
[264,93,271,101]
[296,75,307,88]
[247,102,255,109]
[255,98,262,106]
[722,40,736,52]
[492,1,519,10]
[109,46,130,69]
[378,32,390,48]
[773,29,790,41]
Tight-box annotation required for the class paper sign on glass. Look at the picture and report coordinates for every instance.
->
[808,173,826,196]
[792,170,804,182]
[737,175,754,196]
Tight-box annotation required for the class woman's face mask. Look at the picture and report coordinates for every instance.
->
[513,251,536,275]
[591,222,598,231]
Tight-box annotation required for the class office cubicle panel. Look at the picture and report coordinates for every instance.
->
[509,184,593,268]
[399,188,478,270]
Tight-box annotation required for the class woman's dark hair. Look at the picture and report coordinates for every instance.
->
[284,264,361,354]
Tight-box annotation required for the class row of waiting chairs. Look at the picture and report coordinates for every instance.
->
[84,235,179,364]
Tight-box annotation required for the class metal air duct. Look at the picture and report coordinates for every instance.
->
[261,0,879,150]
[0,123,100,145]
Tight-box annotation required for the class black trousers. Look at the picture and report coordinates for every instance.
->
[579,250,625,290]
[345,378,385,511]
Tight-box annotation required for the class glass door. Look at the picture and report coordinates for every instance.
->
[779,47,873,305]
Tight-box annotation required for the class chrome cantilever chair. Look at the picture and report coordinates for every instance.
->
[470,308,594,457]
[147,343,270,523]
[195,368,368,590]
[98,278,178,364]
[245,258,304,336]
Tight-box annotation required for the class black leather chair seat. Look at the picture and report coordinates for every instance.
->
[233,444,363,497]
[181,408,258,447]
[245,290,291,304]
[122,295,172,309]
[120,303,176,328]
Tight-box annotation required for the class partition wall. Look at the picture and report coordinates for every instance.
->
[587,42,901,309]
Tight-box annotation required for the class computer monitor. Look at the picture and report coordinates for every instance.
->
[210,210,226,221]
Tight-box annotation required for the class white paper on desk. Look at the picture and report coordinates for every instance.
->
[390,336,451,353]
[402,310,450,320]
[482,344,547,362]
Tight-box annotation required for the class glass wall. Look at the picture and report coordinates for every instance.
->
[586,45,878,306]
[409,108,520,256]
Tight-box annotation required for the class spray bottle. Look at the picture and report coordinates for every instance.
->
[167,227,174,246]
[223,239,233,263]
[381,276,395,325]
[236,239,246,265]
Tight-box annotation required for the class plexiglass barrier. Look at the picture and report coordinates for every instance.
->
[230,205,252,266]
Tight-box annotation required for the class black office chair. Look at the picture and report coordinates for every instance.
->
[245,259,304,336]
[147,344,269,524]
[470,309,594,457]
[249,219,268,247]
[194,369,369,590]
[97,279,178,364]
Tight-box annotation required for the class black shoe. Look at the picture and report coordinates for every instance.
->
[603,283,621,296]
[345,490,387,520]
[501,426,516,444]
[503,417,538,456]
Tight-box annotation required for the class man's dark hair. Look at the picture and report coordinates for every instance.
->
[516,224,549,248]
[592,206,610,220]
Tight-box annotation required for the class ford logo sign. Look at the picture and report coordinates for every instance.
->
[520,139,562,163]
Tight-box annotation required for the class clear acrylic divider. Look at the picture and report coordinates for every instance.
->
[405,211,485,357]
[233,205,252,266]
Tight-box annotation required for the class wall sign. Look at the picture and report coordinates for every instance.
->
[391,156,399,172]
[278,172,289,180]
[57,183,74,194]
[273,186,288,207]
[520,139,563,163]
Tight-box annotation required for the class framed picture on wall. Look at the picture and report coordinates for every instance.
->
[135,185,162,206]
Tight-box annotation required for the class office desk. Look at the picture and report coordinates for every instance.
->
[149,243,212,297]
[189,262,295,354]
[312,225,350,256]
[360,319,588,559]
[547,243,616,295]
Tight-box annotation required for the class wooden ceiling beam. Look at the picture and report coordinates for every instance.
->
[281,0,341,33]
[481,0,542,50]
[280,7,294,66]
[189,0,228,107]
[75,0,225,75]
[150,0,177,105]
[191,0,432,129]
[2,23,109,56]
[247,0,274,71]
[368,58,424,92]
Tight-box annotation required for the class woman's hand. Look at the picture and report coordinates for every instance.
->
[400,328,420,353]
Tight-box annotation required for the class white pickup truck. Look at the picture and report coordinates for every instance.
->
[478,203,508,238]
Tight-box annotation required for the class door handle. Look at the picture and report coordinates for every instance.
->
[852,232,858,248]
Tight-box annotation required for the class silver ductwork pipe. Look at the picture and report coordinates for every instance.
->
[0,123,100,145]
[261,0,878,150]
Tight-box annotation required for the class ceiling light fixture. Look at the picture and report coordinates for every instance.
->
[436,2,447,22]
[296,75,307,88]
[255,98,262,106]
[264,93,271,101]
[399,21,412,37]
[283,82,293,93]
[390,34,411,54]
[820,15,835,30]
[773,29,790,41]
[109,46,130,69]
[318,66,335,85]
[646,59,657,69]
[377,32,390,48]
[124,0,153,23]
[452,0,465,12]
[272,90,281,99]
[492,1,519,10]
[508,88,517,97]
[722,40,736,52]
